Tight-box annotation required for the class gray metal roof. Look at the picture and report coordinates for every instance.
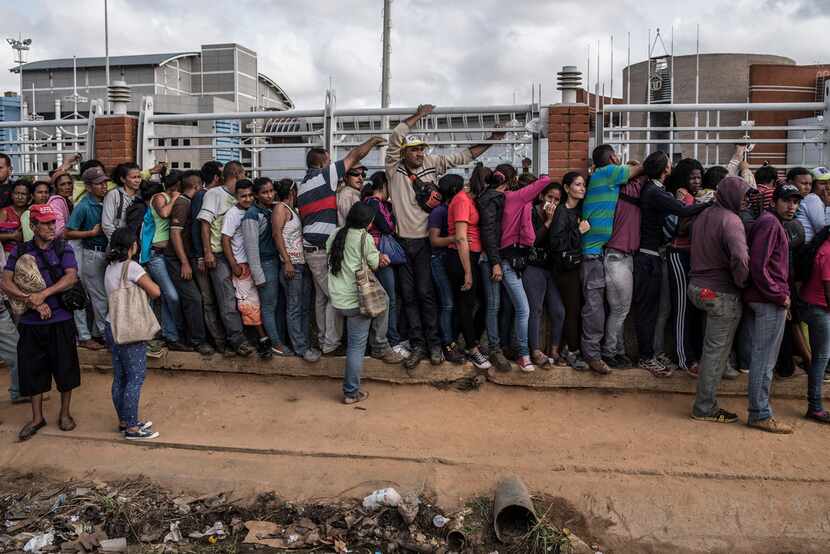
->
[19,52,199,71]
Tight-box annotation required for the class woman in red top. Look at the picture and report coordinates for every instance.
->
[799,227,830,423]
[444,171,491,370]
[0,181,30,253]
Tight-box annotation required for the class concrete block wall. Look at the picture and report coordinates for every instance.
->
[94,115,138,172]
[548,104,591,180]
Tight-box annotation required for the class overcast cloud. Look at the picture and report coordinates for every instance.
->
[2,0,828,110]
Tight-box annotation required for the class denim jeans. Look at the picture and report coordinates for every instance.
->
[82,248,109,337]
[338,307,374,397]
[398,237,440,350]
[477,258,500,350]
[801,303,830,413]
[0,309,20,400]
[688,284,743,417]
[746,302,787,423]
[522,265,565,353]
[104,322,147,428]
[209,252,246,348]
[146,249,182,343]
[501,260,530,357]
[306,249,343,353]
[258,257,287,347]
[432,252,456,346]
[375,265,400,346]
[280,264,312,355]
[69,239,92,341]
[580,256,606,361]
[165,256,207,345]
[603,249,633,358]
[193,264,226,349]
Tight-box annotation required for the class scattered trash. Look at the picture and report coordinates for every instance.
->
[23,530,54,552]
[397,492,420,524]
[98,537,127,552]
[362,488,402,510]
[163,522,182,543]
[187,521,225,540]
[432,515,449,528]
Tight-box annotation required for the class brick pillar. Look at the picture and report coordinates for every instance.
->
[94,115,138,172]
[547,104,590,181]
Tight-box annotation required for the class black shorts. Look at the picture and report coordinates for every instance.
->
[18,319,80,396]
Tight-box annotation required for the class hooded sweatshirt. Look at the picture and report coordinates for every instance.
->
[689,176,750,295]
[500,176,552,250]
[743,209,790,306]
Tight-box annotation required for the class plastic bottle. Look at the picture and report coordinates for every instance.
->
[362,488,402,510]
[433,515,449,528]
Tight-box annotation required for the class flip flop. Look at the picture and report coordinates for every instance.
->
[18,419,47,441]
[59,415,76,432]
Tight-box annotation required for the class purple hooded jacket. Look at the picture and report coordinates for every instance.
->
[499,176,552,249]
[689,176,750,295]
[743,209,790,306]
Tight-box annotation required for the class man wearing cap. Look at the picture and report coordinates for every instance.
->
[336,164,366,226]
[66,167,110,342]
[1,204,81,440]
[742,183,802,434]
[385,104,505,369]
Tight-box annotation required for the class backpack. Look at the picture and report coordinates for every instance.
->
[138,208,156,264]
[795,226,830,283]
[403,164,442,213]
[124,196,147,241]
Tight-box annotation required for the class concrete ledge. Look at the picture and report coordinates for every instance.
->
[78,350,821,399]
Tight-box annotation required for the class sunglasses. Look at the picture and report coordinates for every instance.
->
[347,171,366,178]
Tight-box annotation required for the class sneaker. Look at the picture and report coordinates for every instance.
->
[469,349,493,370]
[747,417,793,434]
[236,341,255,357]
[490,349,512,373]
[119,421,153,433]
[256,337,274,359]
[686,363,700,379]
[723,366,740,380]
[639,357,666,372]
[587,358,611,375]
[166,341,194,352]
[146,343,164,359]
[403,347,426,371]
[737,366,750,374]
[443,343,466,365]
[691,408,739,424]
[531,351,550,368]
[392,343,411,359]
[302,348,322,363]
[824,371,830,383]
[602,355,621,369]
[323,345,347,357]
[375,348,404,365]
[656,352,677,369]
[196,343,215,356]
[429,346,444,365]
[517,355,536,373]
[343,390,369,405]
[271,343,292,356]
[124,428,160,440]
[806,409,830,424]
[78,339,105,351]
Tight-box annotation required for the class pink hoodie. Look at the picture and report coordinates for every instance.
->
[46,194,70,239]
[499,176,552,249]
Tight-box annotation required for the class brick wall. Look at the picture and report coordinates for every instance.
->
[94,115,138,172]
[548,104,590,180]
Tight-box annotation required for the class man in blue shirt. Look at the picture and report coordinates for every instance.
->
[66,166,109,342]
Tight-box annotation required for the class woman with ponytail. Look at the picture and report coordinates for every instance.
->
[104,227,161,440]
[327,202,393,404]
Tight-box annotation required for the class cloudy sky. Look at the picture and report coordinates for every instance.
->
[2,0,828,110]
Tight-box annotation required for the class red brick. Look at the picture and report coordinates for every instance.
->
[548,132,567,142]
[570,132,589,142]
[549,157,570,167]
[548,122,570,133]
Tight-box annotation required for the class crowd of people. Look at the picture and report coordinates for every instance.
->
[1,103,830,442]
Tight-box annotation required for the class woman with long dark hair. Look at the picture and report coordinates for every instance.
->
[0,181,30,253]
[327,202,392,404]
[549,172,590,370]
[429,175,462,363]
[444,171,491,369]
[104,227,162,440]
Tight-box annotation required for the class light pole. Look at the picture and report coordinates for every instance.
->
[104,0,111,114]
[7,34,32,172]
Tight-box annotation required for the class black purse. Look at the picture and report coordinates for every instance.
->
[31,241,89,312]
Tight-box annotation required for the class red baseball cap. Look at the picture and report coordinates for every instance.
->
[30,204,57,223]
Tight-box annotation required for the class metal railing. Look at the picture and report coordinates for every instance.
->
[602,81,830,169]
[0,114,95,177]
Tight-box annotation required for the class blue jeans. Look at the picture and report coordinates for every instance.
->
[478,258,501,350]
[0,309,19,400]
[801,303,829,413]
[259,257,287,347]
[501,260,530,357]
[280,264,312,355]
[104,322,147,428]
[376,265,400,346]
[746,302,787,423]
[146,249,182,343]
[339,307,373,397]
[431,252,455,346]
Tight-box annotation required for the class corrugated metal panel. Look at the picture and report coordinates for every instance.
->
[19,52,196,71]
[214,120,240,163]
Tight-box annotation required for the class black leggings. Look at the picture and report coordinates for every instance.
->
[554,267,582,352]
[446,249,485,348]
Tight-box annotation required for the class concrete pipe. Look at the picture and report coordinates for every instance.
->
[492,476,538,543]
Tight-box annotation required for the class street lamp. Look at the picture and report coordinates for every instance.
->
[7,35,31,172]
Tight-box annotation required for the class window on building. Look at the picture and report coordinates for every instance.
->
[171,162,180,169]
[158,139,165,147]
[183,162,191,169]
[183,139,191,146]
[171,138,179,147]
[42,162,50,172]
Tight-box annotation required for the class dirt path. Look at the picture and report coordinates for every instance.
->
[1,369,829,552]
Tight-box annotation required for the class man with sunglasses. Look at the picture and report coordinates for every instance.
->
[337,165,366,226]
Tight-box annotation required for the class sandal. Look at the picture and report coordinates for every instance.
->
[59,415,76,432]
[649,366,674,378]
[18,419,47,441]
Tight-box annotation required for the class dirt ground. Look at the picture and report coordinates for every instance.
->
[1,368,829,553]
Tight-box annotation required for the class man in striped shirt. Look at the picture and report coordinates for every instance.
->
[297,137,385,355]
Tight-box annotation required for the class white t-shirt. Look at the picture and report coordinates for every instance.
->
[220,205,247,264]
[104,260,147,324]
[196,186,236,254]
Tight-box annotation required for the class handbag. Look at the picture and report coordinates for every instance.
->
[30,240,88,311]
[355,231,388,318]
[108,261,161,344]
[379,234,406,265]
